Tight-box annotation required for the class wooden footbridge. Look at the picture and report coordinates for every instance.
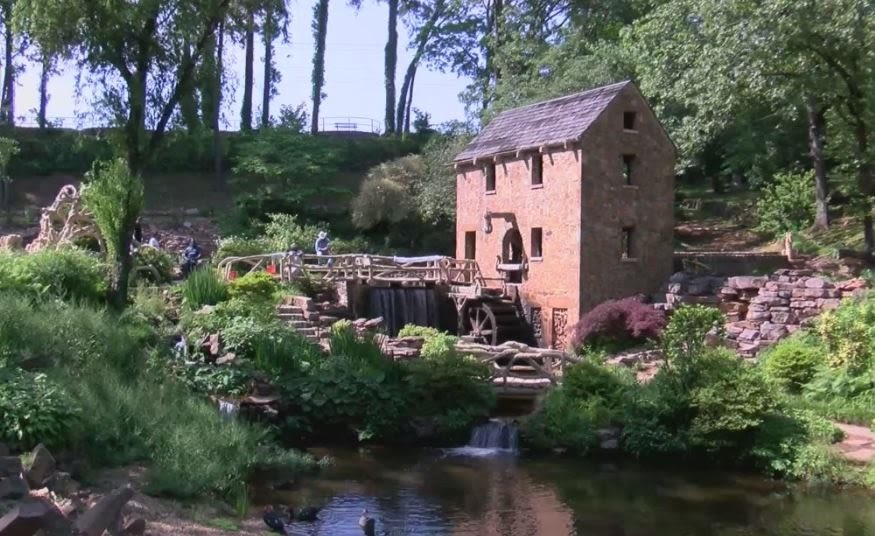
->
[219,251,538,348]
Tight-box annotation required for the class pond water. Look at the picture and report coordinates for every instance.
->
[261,446,875,536]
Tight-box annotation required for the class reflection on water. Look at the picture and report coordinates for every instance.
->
[259,447,875,536]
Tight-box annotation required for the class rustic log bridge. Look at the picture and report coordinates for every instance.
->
[216,253,486,286]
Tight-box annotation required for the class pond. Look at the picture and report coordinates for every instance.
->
[261,446,875,536]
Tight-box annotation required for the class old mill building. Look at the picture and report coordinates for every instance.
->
[453,81,675,349]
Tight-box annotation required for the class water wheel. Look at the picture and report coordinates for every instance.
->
[463,299,534,346]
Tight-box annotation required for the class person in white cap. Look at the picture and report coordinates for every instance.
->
[314,230,332,266]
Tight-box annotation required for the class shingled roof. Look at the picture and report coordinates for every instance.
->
[454,80,632,163]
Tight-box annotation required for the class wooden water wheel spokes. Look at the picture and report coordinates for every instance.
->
[467,302,498,345]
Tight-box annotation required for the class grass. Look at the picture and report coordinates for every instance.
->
[180,267,228,309]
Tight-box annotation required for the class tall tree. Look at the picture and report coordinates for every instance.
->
[36,51,54,128]
[240,6,255,131]
[310,0,330,134]
[384,0,399,133]
[261,0,289,128]
[17,0,231,306]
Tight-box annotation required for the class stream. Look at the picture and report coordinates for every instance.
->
[260,445,875,535]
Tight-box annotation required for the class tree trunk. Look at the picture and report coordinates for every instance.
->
[404,66,416,134]
[395,0,444,130]
[804,97,829,229]
[179,41,200,131]
[38,54,50,129]
[199,33,217,127]
[310,0,330,135]
[213,19,225,179]
[1,21,13,125]
[241,9,255,132]
[108,231,135,310]
[261,8,274,129]
[482,0,503,110]
[384,0,398,134]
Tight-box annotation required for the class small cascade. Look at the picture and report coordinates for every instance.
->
[368,287,439,336]
[217,399,239,420]
[468,419,519,451]
[446,419,519,457]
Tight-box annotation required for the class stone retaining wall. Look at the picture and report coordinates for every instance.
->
[654,269,869,357]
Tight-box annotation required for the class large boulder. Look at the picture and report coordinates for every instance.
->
[0,477,29,501]
[0,459,22,479]
[73,486,134,536]
[24,445,55,489]
[0,501,44,536]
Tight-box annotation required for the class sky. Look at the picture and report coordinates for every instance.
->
[13,1,472,131]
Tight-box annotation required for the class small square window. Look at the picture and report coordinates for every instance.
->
[621,227,635,260]
[531,154,543,186]
[485,164,496,192]
[624,111,637,130]
[531,228,543,258]
[464,231,476,260]
[622,154,635,185]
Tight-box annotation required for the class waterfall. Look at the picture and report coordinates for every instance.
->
[467,419,519,451]
[445,419,519,457]
[217,399,238,420]
[368,287,439,336]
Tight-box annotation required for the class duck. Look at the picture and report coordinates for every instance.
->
[263,505,288,534]
[359,509,376,536]
[288,505,321,522]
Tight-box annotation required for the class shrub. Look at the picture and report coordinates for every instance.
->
[761,335,824,392]
[404,352,494,440]
[397,325,442,338]
[227,271,278,302]
[661,305,724,380]
[180,267,228,309]
[755,170,815,237]
[420,332,458,360]
[0,368,77,450]
[214,236,271,260]
[571,297,666,353]
[133,247,174,284]
[262,213,368,254]
[816,295,875,372]
[563,359,632,411]
[0,248,106,302]
[523,389,599,453]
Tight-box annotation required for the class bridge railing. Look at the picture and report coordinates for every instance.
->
[216,252,485,287]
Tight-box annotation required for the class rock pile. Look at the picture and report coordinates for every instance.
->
[722,271,868,356]
[0,443,144,536]
[655,269,870,357]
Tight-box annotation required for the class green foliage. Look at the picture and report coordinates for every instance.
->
[404,353,494,440]
[215,236,271,260]
[351,155,424,229]
[262,213,367,254]
[761,335,825,392]
[756,170,816,237]
[0,248,106,302]
[661,305,724,379]
[0,368,77,450]
[133,247,174,284]
[397,324,442,338]
[523,389,600,454]
[82,158,143,273]
[180,267,228,309]
[816,295,875,371]
[226,271,278,302]
[420,332,458,360]
[563,359,632,411]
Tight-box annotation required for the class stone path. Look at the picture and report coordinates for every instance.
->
[834,423,875,464]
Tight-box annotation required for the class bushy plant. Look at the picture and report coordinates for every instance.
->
[755,170,815,237]
[571,297,666,353]
[404,353,494,440]
[180,267,228,309]
[227,271,278,302]
[523,389,599,453]
[0,248,106,302]
[133,246,174,284]
[420,332,459,360]
[262,213,368,254]
[563,359,632,411]
[816,295,875,372]
[661,305,724,380]
[0,368,77,450]
[215,236,271,260]
[397,324,442,338]
[761,334,825,392]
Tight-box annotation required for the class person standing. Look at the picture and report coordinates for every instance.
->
[314,231,332,267]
